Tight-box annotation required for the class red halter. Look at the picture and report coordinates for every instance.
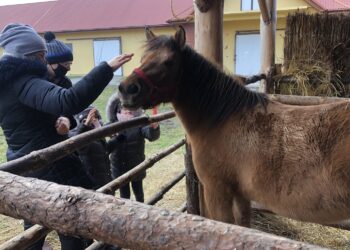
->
[133,67,176,105]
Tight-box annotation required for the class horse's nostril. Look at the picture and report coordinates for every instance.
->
[127,84,140,95]
[118,84,125,94]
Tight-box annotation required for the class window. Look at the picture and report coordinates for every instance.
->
[93,38,121,76]
[241,0,259,11]
[235,33,261,91]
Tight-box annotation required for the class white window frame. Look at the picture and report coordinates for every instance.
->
[241,0,259,11]
[93,38,122,76]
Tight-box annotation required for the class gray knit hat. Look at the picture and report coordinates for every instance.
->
[0,23,46,57]
[44,31,73,64]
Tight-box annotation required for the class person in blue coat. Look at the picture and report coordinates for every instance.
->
[0,23,133,250]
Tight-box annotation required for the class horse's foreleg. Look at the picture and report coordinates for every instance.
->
[203,182,234,223]
[233,194,251,227]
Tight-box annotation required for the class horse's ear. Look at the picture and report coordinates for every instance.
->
[145,26,156,41]
[174,26,186,49]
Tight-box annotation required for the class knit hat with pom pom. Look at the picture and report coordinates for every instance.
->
[44,31,73,64]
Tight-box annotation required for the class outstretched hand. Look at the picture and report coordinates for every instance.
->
[108,53,134,72]
[55,117,70,135]
[84,108,97,126]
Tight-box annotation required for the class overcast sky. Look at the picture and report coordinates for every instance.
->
[0,0,55,6]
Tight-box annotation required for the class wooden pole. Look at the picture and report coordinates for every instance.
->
[89,170,186,250]
[184,143,200,215]
[0,111,175,174]
[177,202,187,213]
[259,0,276,93]
[146,170,185,205]
[0,225,50,250]
[97,139,185,194]
[258,0,270,23]
[0,139,185,250]
[269,94,348,105]
[194,0,224,67]
[194,0,224,218]
[0,171,324,250]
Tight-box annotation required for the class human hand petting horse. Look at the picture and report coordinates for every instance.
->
[119,26,350,228]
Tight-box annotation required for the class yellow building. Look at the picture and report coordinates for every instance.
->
[0,0,343,82]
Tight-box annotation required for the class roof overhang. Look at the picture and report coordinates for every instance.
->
[223,6,313,22]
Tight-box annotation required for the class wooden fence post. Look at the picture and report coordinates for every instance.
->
[194,0,224,217]
[258,0,277,93]
[184,142,200,215]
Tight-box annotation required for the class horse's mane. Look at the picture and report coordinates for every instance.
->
[180,45,268,126]
[146,36,269,127]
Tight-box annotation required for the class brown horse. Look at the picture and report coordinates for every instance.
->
[118,27,350,227]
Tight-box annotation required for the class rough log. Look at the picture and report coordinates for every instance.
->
[259,0,276,92]
[184,143,200,215]
[194,0,215,12]
[85,241,106,250]
[89,170,186,249]
[0,171,324,249]
[0,139,185,250]
[258,0,270,24]
[0,111,176,174]
[194,0,223,67]
[269,94,348,105]
[0,225,49,250]
[194,0,223,218]
[146,170,185,205]
[177,202,187,213]
[97,139,186,194]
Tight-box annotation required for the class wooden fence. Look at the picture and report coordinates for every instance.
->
[0,108,326,249]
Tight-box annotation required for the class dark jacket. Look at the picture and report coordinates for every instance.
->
[53,75,73,89]
[70,122,112,188]
[106,93,160,180]
[0,55,113,187]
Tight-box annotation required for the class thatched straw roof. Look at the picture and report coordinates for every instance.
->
[273,12,350,96]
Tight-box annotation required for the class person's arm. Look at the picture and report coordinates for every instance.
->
[14,62,113,116]
[13,54,133,116]
[141,124,160,142]
[106,134,126,153]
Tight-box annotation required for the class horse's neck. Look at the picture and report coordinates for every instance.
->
[173,47,236,130]
[172,102,204,135]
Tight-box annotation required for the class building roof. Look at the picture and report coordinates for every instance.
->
[308,0,350,11]
[0,0,193,33]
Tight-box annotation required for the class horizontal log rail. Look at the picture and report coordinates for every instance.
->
[269,94,349,105]
[0,111,176,174]
[88,170,186,250]
[0,171,324,250]
[0,225,50,250]
[177,202,187,213]
[97,139,186,194]
[146,170,185,205]
[0,139,186,250]
[85,241,105,250]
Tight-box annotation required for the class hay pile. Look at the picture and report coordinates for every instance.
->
[252,211,350,249]
[273,12,350,96]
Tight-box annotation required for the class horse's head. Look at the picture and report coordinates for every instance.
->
[119,26,186,109]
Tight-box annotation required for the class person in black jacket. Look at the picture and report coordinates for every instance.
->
[0,23,133,250]
[44,31,77,141]
[70,106,112,189]
[44,31,74,89]
[106,93,160,202]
